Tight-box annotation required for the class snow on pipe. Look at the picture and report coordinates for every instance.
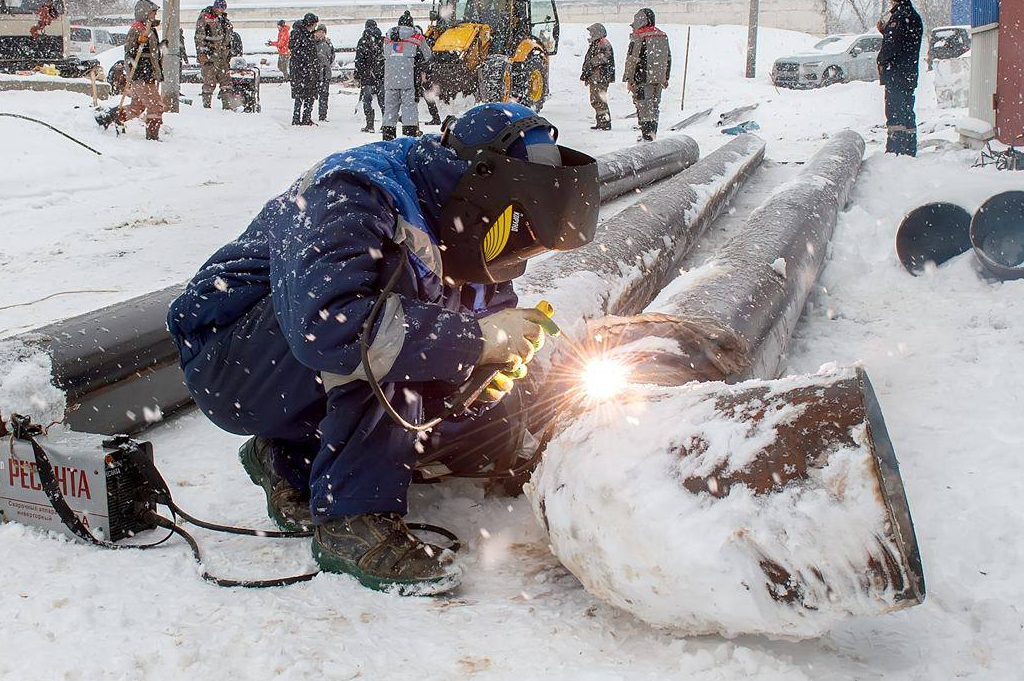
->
[10,138,702,436]
[527,131,927,637]
[526,366,926,639]
[596,135,701,203]
[588,129,866,383]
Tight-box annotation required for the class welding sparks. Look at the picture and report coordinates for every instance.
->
[579,358,631,402]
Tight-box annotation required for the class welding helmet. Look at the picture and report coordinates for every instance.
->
[437,103,600,284]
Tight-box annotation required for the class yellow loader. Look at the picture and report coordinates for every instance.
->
[426,0,558,111]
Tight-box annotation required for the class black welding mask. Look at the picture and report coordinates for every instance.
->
[436,107,600,284]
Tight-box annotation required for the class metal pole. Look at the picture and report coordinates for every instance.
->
[744,0,759,78]
[164,0,181,113]
[680,26,692,110]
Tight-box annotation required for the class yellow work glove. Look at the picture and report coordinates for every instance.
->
[475,301,559,404]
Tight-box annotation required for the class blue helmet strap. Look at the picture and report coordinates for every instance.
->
[442,115,559,161]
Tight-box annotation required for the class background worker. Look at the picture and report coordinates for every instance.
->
[95,0,164,140]
[580,22,614,131]
[877,0,923,156]
[623,8,671,141]
[415,23,442,126]
[267,19,291,80]
[166,103,600,595]
[288,12,320,125]
[194,0,236,109]
[354,19,385,132]
[382,11,431,140]
[314,24,335,122]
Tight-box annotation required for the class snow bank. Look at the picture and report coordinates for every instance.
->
[0,340,65,426]
[527,366,923,640]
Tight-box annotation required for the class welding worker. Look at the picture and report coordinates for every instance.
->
[623,8,671,141]
[382,11,431,140]
[167,103,600,595]
[194,0,237,109]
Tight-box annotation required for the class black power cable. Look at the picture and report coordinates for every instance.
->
[0,112,103,156]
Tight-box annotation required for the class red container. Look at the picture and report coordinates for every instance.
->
[996,1,1024,143]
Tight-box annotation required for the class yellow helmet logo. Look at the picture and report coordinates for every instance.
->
[483,204,519,262]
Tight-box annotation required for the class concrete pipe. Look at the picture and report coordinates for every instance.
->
[12,139,706,436]
[587,130,865,383]
[596,135,701,203]
[970,190,1024,280]
[895,202,972,275]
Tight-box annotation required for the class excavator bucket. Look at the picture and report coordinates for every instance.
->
[529,366,925,638]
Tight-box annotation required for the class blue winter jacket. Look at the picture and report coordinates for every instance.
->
[168,135,515,393]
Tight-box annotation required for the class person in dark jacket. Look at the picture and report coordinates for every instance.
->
[877,0,923,156]
[581,22,614,130]
[96,0,164,140]
[623,8,671,141]
[167,103,600,595]
[314,24,334,121]
[288,12,319,125]
[354,19,385,132]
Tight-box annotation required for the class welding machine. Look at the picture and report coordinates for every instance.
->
[0,418,158,542]
[0,413,459,588]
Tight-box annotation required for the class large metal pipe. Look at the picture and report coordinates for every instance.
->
[589,130,865,383]
[971,190,1024,280]
[895,202,973,275]
[596,135,701,203]
[519,134,766,323]
[13,138,704,435]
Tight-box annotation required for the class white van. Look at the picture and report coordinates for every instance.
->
[68,25,115,57]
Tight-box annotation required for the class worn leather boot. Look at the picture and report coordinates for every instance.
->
[381,125,397,141]
[238,437,313,532]
[202,94,212,109]
[312,513,461,595]
[401,125,421,137]
[145,120,161,140]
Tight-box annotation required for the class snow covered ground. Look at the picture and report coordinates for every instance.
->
[2,21,1022,681]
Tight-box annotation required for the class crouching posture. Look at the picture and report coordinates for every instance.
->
[167,104,599,594]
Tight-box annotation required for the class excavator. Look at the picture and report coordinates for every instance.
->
[426,0,558,111]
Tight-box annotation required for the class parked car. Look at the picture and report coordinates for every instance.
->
[68,25,116,57]
[927,25,970,69]
[771,33,884,89]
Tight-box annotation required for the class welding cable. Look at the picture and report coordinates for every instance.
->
[0,113,103,156]
[166,501,313,538]
[148,512,461,589]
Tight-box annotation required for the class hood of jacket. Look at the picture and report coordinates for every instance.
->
[631,8,656,30]
[406,136,470,237]
[587,23,607,42]
[135,0,158,22]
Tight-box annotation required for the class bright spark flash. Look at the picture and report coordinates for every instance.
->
[580,358,631,402]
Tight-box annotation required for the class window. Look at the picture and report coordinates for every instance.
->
[95,29,112,45]
[70,27,91,42]
[529,0,557,53]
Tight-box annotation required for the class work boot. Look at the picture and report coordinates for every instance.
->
[425,115,442,126]
[401,125,421,137]
[361,111,375,132]
[145,119,161,141]
[94,106,125,130]
[591,117,611,131]
[381,125,397,141]
[202,94,212,109]
[312,513,462,595]
[640,120,657,142]
[238,437,313,532]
